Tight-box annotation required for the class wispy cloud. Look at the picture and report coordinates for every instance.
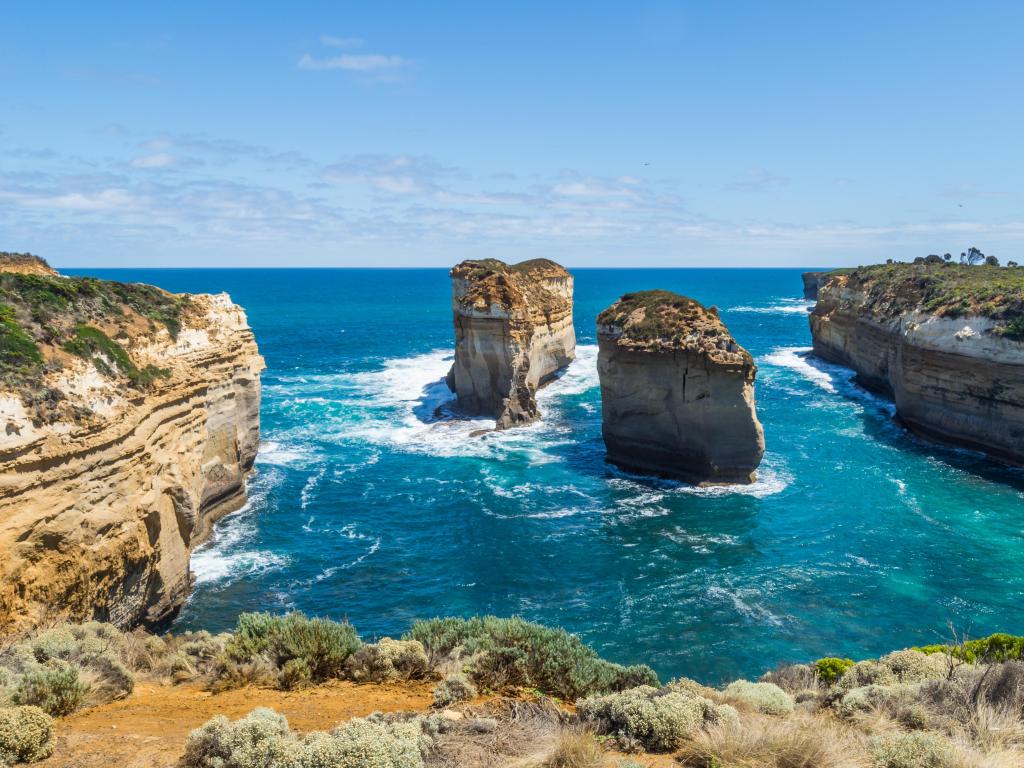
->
[298,36,406,79]
[726,167,791,193]
[131,153,175,169]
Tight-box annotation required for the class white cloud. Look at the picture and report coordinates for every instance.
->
[13,188,139,211]
[297,53,404,73]
[131,153,175,168]
[321,35,363,48]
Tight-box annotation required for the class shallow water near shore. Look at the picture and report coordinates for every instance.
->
[70,268,1024,684]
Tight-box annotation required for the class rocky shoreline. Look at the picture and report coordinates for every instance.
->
[0,256,263,632]
[809,263,1024,465]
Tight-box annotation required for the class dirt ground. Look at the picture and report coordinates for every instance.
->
[41,679,436,768]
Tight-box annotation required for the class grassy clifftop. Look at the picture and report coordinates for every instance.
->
[0,266,190,422]
[824,262,1024,337]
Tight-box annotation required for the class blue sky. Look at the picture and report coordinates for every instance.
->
[2,1,1022,267]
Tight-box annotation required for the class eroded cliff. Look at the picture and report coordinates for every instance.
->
[446,258,575,429]
[0,261,263,632]
[597,290,764,485]
[810,262,1024,463]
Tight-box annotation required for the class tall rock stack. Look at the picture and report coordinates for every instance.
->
[446,258,575,429]
[597,290,764,485]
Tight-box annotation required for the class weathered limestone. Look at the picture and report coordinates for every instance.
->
[0,272,263,632]
[802,271,832,300]
[446,258,575,429]
[597,291,764,485]
[0,252,58,276]
[810,264,1024,464]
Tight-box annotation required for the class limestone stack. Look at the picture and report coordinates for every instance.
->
[0,260,264,632]
[810,262,1024,464]
[597,290,764,484]
[446,258,575,428]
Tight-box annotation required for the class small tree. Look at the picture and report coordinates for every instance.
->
[1007,260,1018,267]
[943,253,952,261]
[985,255,1000,266]
[962,246,986,265]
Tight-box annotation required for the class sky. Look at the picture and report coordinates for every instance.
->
[1,1,1022,268]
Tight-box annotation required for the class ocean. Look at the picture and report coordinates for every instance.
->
[68,268,1024,684]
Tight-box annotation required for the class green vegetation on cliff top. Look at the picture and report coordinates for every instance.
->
[597,290,724,344]
[826,262,1024,336]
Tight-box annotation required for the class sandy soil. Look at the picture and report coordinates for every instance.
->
[41,679,436,768]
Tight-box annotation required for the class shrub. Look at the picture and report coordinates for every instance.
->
[279,658,313,690]
[722,680,795,716]
[815,657,855,685]
[346,639,429,683]
[406,616,657,699]
[870,731,958,768]
[577,685,717,752]
[181,707,431,768]
[0,706,54,765]
[223,612,361,686]
[879,650,949,684]
[13,661,89,716]
[916,632,1024,664]
[432,674,476,707]
[760,663,820,694]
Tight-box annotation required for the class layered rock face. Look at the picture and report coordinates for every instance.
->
[0,265,263,632]
[446,258,575,428]
[802,271,831,299]
[810,263,1024,464]
[597,291,765,484]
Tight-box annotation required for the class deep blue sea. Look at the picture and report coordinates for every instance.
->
[70,268,1024,684]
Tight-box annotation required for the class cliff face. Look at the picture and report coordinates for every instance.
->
[810,263,1024,464]
[802,271,830,299]
[446,258,575,429]
[0,266,263,632]
[597,291,764,485]
[0,252,58,277]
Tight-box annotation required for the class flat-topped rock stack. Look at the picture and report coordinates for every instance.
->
[446,258,575,429]
[597,290,764,485]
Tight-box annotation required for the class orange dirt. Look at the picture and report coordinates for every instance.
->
[40,679,436,768]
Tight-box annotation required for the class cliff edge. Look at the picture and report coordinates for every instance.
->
[446,258,575,429]
[0,261,264,632]
[810,262,1024,463]
[597,290,764,484]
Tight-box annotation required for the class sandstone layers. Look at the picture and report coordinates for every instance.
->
[446,258,575,428]
[0,264,263,633]
[597,291,765,484]
[810,263,1024,464]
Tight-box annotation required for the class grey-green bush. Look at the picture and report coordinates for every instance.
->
[577,685,720,752]
[13,661,88,717]
[0,706,54,764]
[345,639,429,683]
[223,612,362,687]
[870,731,958,768]
[181,707,433,768]
[406,616,657,699]
[722,680,795,716]
[432,673,476,707]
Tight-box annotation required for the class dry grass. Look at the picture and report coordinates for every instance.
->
[677,712,870,768]
[543,729,607,768]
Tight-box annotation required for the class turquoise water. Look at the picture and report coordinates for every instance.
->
[73,269,1024,684]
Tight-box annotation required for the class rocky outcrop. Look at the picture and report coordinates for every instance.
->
[810,263,1024,464]
[597,291,764,484]
[802,271,831,299]
[0,252,57,276]
[446,258,575,428]
[0,265,263,632]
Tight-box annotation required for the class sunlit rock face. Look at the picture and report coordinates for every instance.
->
[597,290,764,485]
[0,263,263,633]
[810,264,1024,464]
[446,258,575,429]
